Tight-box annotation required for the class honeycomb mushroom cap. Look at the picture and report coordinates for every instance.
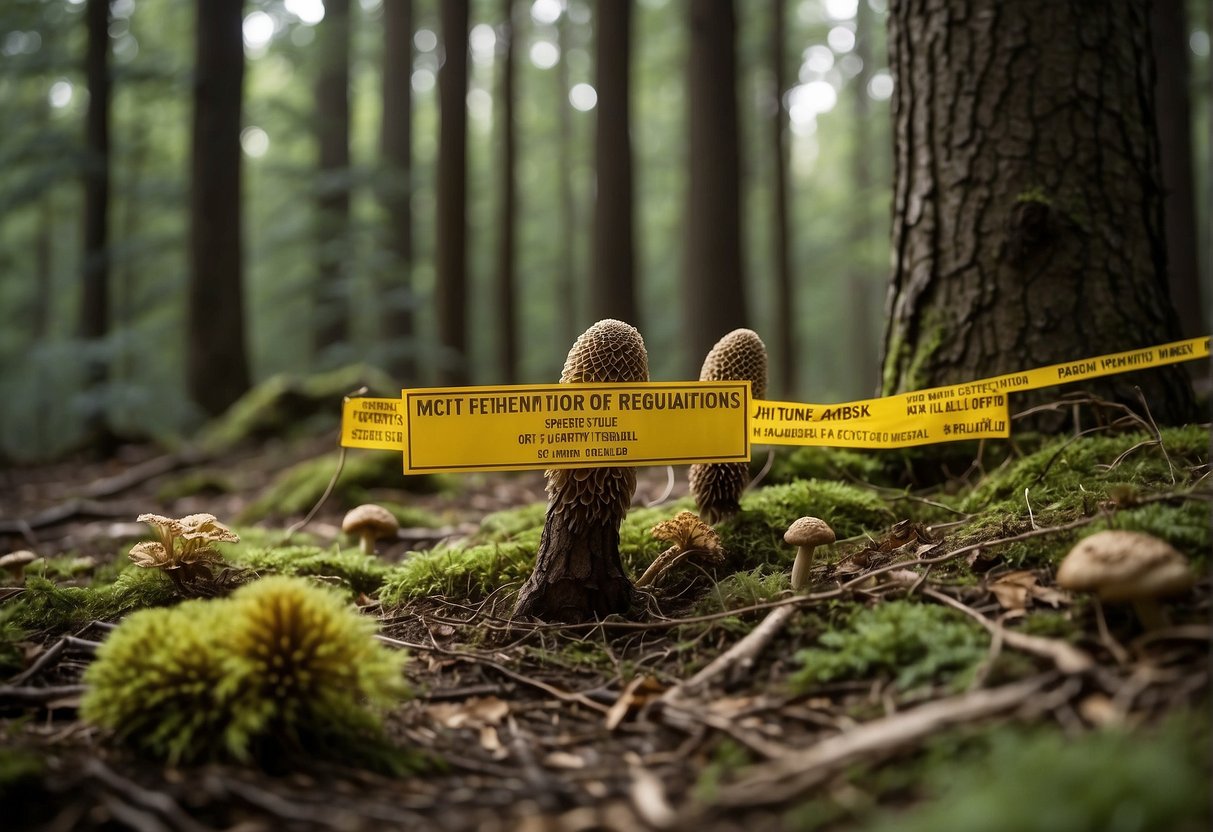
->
[547,320,649,529]
[559,319,649,384]
[1056,530,1193,602]
[690,329,769,524]
[650,511,722,553]
[784,516,835,548]
[699,328,768,398]
[342,504,400,539]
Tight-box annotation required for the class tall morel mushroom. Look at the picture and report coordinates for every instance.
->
[514,319,649,622]
[688,328,768,524]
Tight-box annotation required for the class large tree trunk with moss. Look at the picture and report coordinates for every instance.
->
[188,0,251,417]
[682,0,747,377]
[313,0,352,357]
[590,0,637,325]
[881,0,1195,424]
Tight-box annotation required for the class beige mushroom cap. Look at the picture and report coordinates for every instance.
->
[342,504,399,552]
[1056,530,1193,602]
[784,516,836,548]
[0,550,39,576]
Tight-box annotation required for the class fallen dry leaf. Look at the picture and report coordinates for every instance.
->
[427,695,510,730]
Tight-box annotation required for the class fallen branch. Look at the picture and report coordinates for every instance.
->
[922,588,1094,674]
[664,604,798,701]
[0,683,86,705]
[691,673,1055,812]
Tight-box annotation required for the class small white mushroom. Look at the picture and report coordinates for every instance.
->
[1056,530,1194,629]
[342,504,399,555]
[785,517,835,591]
[0,550,39,583]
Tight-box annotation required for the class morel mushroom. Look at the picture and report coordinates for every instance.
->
[688,328,768,524]
[514,319,649,622]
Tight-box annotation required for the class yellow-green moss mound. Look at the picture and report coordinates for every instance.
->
[81,576,408,769]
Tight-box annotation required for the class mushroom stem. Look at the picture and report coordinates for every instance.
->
[1130,598,1170,631]
[359,534,374,556]
[790,545,816,591]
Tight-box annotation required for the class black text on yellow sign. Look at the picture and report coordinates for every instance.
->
[342,382,751,474]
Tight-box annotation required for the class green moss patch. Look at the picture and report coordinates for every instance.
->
[789,600,988,694]
[863,715,1211,832]
[9,571,179,633]
[231,545,391,595]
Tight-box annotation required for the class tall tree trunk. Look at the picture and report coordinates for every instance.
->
[556,8,577,347]
[81,0,111,438]
[496,0,519,383]
[1150,0,1202,338]
[188,0,251,416]
[314,0,353,357]
[683,0,747,376]
[436,0,470,385]
[881,0,1195,425]
[847,0,878,395]
[591,0,637,324]
[769,0,793,396]
[381,0,416,382]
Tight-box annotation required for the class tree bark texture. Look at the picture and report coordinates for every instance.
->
[1150,0,1203,338]
[81,0,111,430]
[188,0,251,416]
[496,0,519,384]
[437,0,470,385]
[682,0,747,377]
[591,0,637,325]
[770,0,794,397]
[313,0,352,355]
[882,0,1195,424]
[380,0,416,382]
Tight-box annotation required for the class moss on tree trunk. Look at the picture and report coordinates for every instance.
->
[881,0,1196,425]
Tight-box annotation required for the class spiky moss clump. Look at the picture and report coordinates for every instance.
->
[81,601,231,763]
[960,426,1208,517]
[719,480,894,572]
[9,570,178,633]
[862,715,1211,832]
[241,450,450,522]
[789,601,988,694]
[81,576,408,769]
[231,545,392,595]
[220,576,407,763]
[380,542,537,604]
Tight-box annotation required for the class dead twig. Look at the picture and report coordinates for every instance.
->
[922,588,1093,674]
[8,635,100,686]
[83,759,213,832]
[0,683,87,705]
[688,674,1056,812]
[664,604,799,701]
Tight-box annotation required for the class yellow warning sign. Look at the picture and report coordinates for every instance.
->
[344,382,752,474]
[752,386,1010,448]
[339,335,1208,465]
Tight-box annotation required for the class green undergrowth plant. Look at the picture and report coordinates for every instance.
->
[230,545,392,595]
[719,479,894,572]
[862,714,1211,832]
[789,600,988,694]
[692,566,790,615]
[960,426,1208,517]
[81,575,412,771]
[10,570,178,633]
[241,450,450,522]
[380,541,536,604]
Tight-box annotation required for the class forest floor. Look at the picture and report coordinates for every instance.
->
[0,387,1210,831]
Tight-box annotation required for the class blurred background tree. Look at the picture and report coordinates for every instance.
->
[0,0,1207,460]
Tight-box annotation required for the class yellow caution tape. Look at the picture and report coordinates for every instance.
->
[340,335,1208,469]
[343,382,751,474]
